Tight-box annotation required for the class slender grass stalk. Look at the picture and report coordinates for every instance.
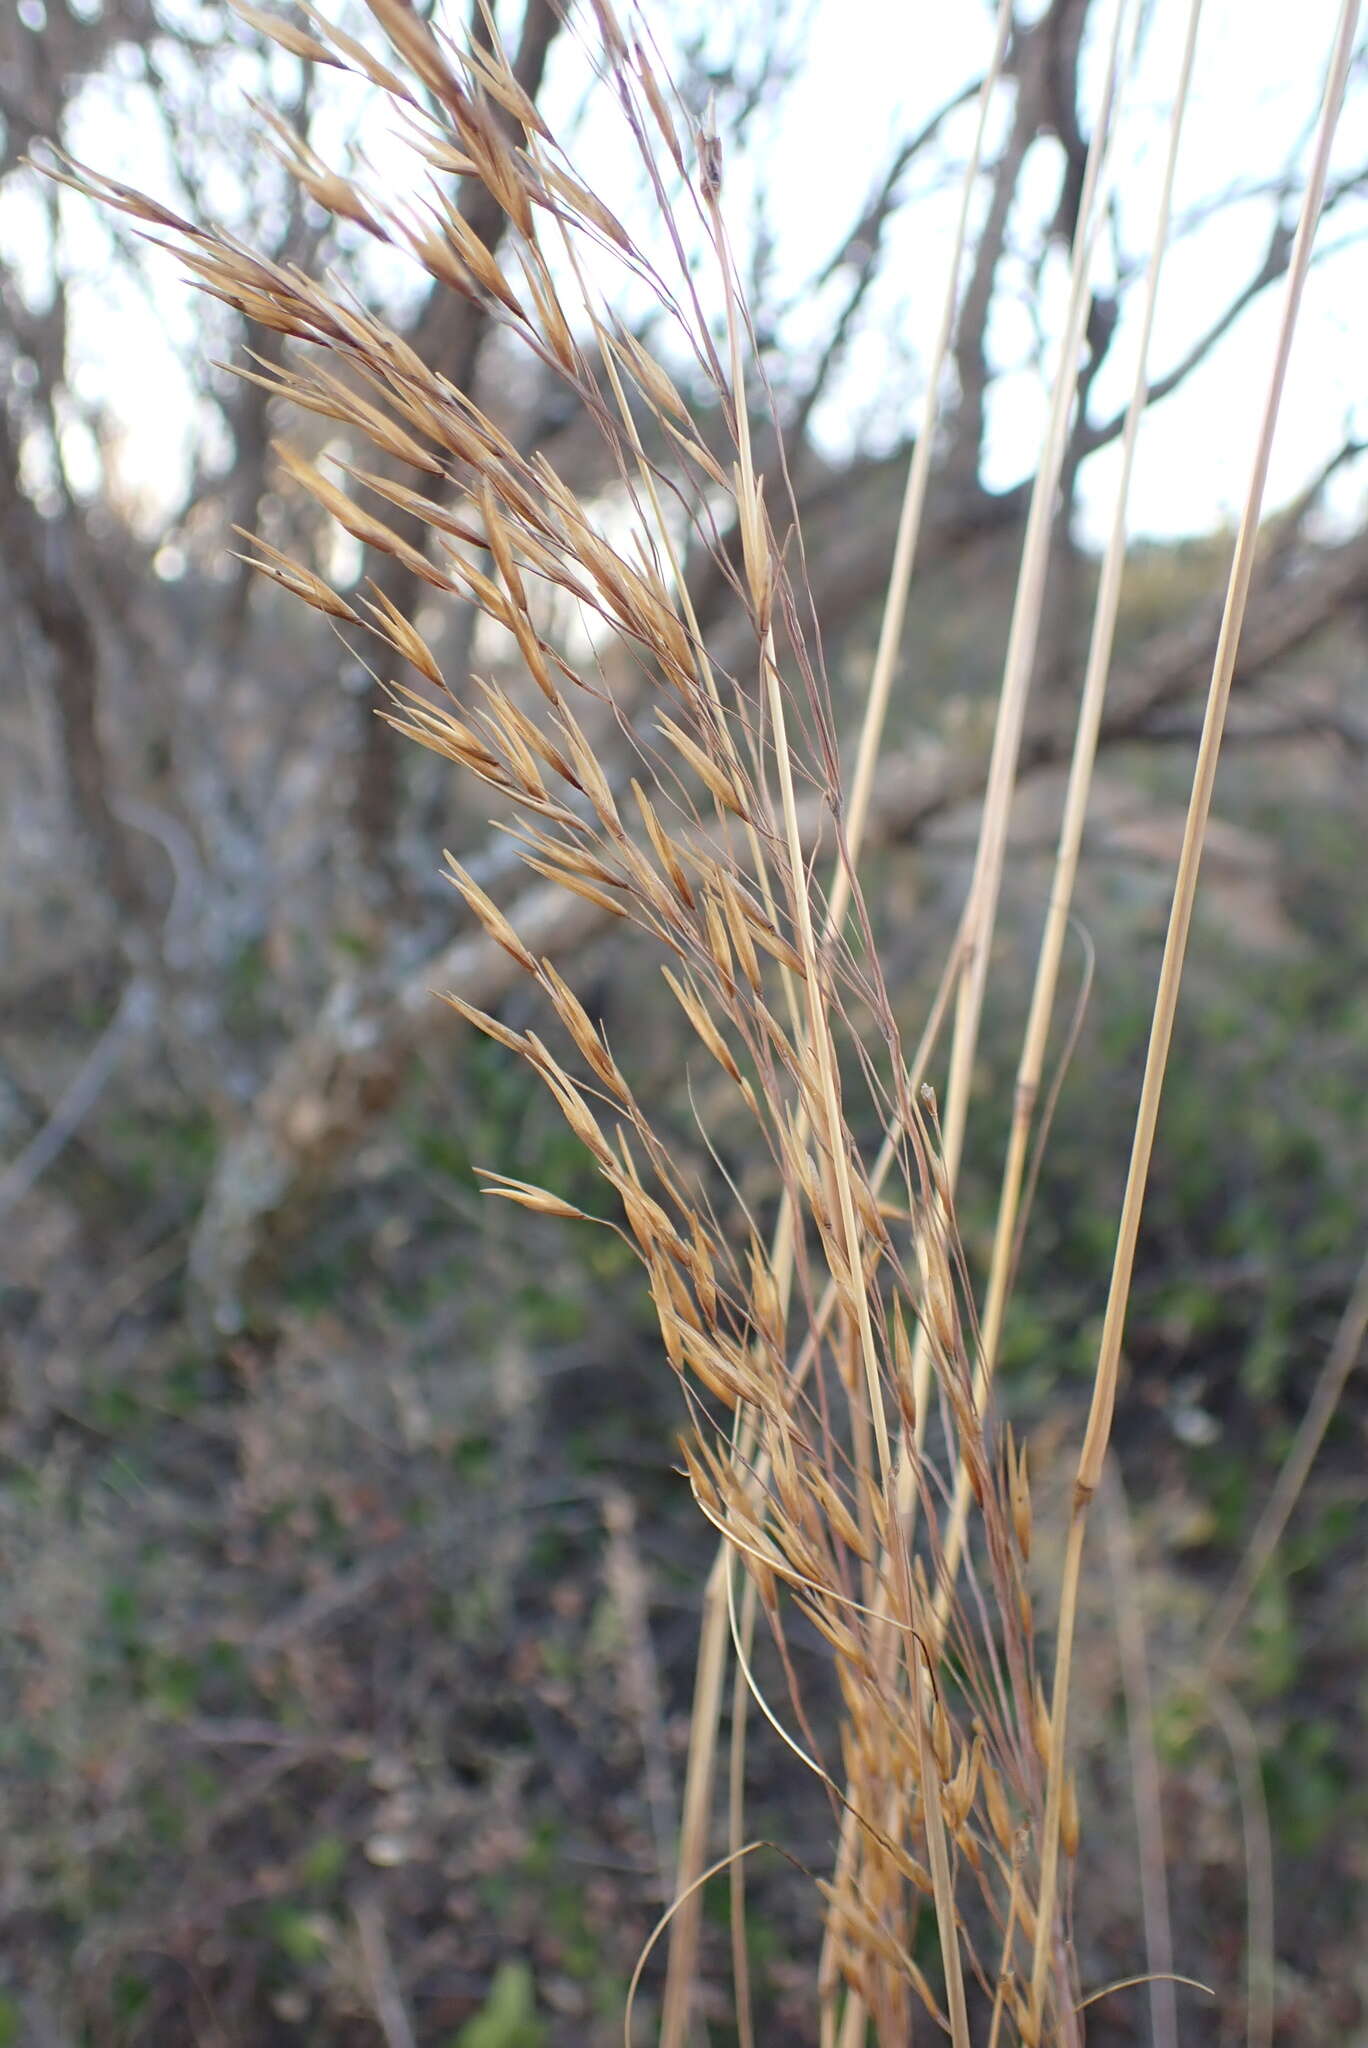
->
[1101,1461,1179,2048]
[722,167,972,2037]
[669,12,1017,2030]
[821,6,1140,2033]
[727,1570,760,2048]
[1028,5,1363,2030]
[828,0,1018,951]
[906,0,1137,1456]
[932,0,1207,1646]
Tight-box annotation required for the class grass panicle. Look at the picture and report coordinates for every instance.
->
[55,0,1361,2039]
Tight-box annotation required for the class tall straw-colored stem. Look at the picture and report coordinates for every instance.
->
[662,11,1015,2032]
[824,0,1017,950]
[728,166,969,2027]
[1027,3,1362,2028]
[932,0,1207,1643]
[903,0,1136,1465]
[820,4,1136,2032]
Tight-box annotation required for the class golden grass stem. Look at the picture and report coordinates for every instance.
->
[902,0,1139,1506]
[835,1992,865,2048]
[576,134,801,2046]
[664,18,1020,2028]
[728,1571,760,2048]
[903,1604,972,2048]
[986,1854,1024,2048]
[931,0,1207,1646]
[1101,1461,1179,2048]
[814,1,1140,2025]
[629,1839,771,2048]
[1028,2,1363,2027]
[665,953,955,2046]
[826,0,1016,949]
[661,1553,730,2047]
[728,166,975,2045]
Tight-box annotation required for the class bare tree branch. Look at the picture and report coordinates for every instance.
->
[0,408,151,926]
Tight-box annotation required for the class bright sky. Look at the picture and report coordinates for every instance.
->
[6,0,1366,547]
[705,0,1368,541]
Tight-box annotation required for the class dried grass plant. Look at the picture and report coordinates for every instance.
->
[51,0,1362,2039]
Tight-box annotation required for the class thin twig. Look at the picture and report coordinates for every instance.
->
[354,1894,418,2048]
[1205,1683,1276,2048]
[0,977,155,1218]
[1202,1243,1368,1675]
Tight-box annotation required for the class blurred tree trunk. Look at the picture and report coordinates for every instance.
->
[0,410,151,931]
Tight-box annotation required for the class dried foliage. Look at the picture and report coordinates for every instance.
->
[50,0,1363,2041]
